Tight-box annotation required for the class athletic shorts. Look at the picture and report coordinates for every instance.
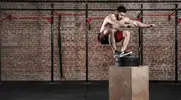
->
[97,31,124,44]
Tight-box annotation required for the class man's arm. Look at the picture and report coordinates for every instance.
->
[100,19,107,33]
[127,18,155,28]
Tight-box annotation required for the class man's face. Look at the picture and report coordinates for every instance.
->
[118,12,126,19]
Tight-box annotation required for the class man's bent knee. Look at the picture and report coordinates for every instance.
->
[123,30,130,37]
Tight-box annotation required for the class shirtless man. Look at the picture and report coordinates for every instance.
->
[98,5,155,57]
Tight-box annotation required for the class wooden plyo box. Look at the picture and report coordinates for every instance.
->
[109,66,149,100]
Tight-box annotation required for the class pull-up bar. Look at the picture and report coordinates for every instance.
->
[1,0,181,3]
[2,8,181,11]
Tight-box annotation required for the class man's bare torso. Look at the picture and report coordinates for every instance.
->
[100,14,130,33]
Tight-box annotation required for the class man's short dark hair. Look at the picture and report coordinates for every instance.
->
[117,6,126,13]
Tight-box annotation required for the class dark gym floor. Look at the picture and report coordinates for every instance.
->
[0,81,181,100]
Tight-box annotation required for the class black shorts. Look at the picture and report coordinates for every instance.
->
[97,31,123,44]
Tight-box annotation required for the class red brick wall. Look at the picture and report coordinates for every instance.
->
[0,1,181,81]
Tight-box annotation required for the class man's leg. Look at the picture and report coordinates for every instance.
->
[107,29,117,53]
[113,30,132,57]
[121,30,130,52]
[102,28,117,53]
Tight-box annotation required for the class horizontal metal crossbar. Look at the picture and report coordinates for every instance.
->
[1,8,180,11]
[1,0,181,3]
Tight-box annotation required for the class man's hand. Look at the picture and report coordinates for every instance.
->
[148,24,156,28]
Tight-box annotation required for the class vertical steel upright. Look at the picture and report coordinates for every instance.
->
[139,4,143,65]
[175,4,178,83]
[58,15,64,80]
[51,3,54,83]
[85,4,89,83]
[0,8,1,83]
